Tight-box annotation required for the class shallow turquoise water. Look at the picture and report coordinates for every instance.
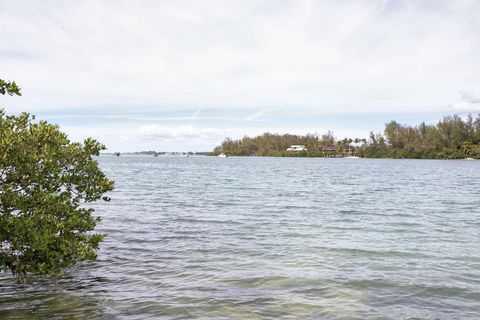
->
[1,156,480,319]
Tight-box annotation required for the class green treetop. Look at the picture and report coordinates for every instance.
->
[0,79,21,96]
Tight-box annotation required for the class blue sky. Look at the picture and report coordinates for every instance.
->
[1,0,480,151]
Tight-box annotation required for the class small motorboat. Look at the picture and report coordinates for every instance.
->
[218,153,228,158]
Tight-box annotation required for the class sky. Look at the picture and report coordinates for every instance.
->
[1,0,480,151]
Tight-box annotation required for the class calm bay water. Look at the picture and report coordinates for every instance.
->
[1,156,480,319]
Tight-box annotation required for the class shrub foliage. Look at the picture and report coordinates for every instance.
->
[0,109,114,278]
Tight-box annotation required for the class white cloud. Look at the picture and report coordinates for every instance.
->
[60,124,225,152]
[1,0,479,114]
[451,91,480,111]
[135,124,224,140]
[460,91,480,104]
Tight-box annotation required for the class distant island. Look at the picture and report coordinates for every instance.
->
[210,114,480,159]
[130,151,210,156]
[102,151,210,156]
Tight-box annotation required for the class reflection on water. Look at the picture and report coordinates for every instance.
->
[2,156,480,319]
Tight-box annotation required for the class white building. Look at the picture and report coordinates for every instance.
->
[286,145,307,152]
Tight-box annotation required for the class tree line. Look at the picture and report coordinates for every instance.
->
[211,114,480,159]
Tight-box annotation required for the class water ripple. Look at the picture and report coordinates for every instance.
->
[2,157,480,319]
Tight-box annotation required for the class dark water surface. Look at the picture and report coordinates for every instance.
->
[1,156,480,319]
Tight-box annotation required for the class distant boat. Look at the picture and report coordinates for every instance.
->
[345,156,360,159]
[218,153,228,158]
[465,157,475,160]
[113,152,121,157]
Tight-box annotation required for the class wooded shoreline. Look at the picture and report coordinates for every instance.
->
[210,114,480,159]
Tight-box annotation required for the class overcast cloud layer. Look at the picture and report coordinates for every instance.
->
[1,0,480,151]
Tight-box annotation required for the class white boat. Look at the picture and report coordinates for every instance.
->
[465,157,475,160]
[345,156,360,159]
[218,153,227,158]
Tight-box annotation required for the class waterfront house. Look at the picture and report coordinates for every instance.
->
[346,145,357,157]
